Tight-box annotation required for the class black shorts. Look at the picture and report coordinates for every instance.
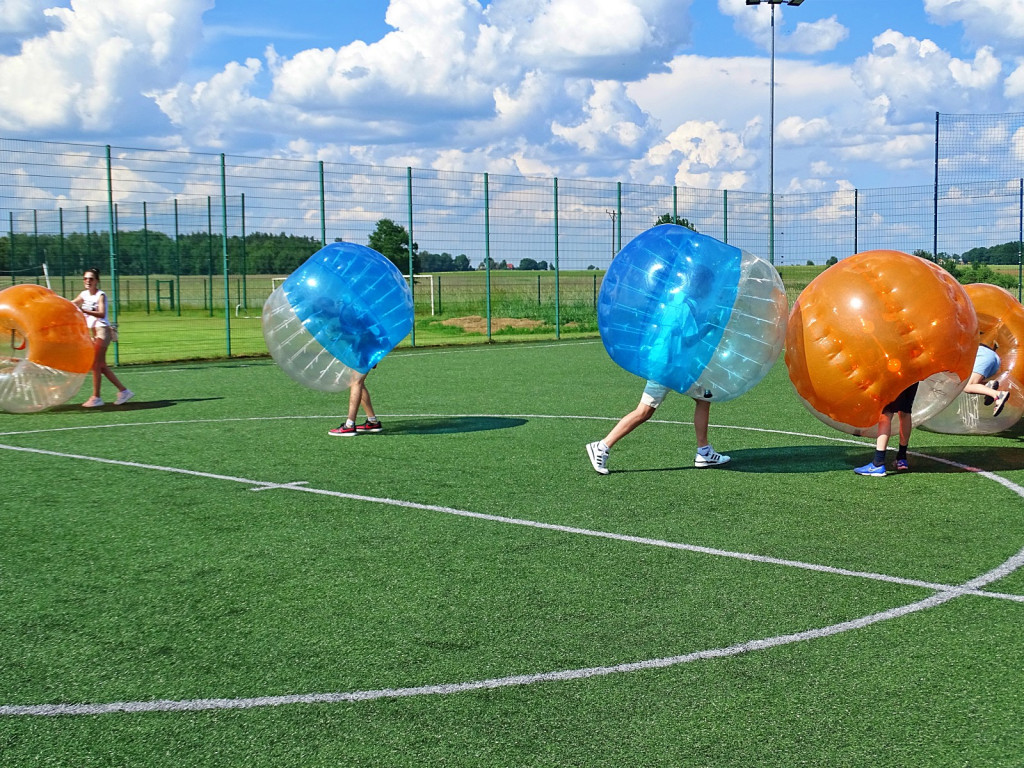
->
[882,382,919,414]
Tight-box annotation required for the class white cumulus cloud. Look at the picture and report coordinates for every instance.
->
[0,0,212,134]
[852,30,1001,123]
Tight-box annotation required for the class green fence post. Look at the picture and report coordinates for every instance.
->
[854,189,858,256]
[113,203,120,310]
[484,171,491,341]
[319,160,327,247]
[143,201,151,314]
[1019,178,1023,302]
[537,274,541,306]
[933,111,939,262]
[33,209,39,284]
[437,275,442,314]
[207,195,214,317]
[85,205,91,265]
[106,145,119,365]
[174,199,181,317]
[723,190,728,243]
[59,208,66,295]
[554,176,560,339]
[672,185,677,224]
[406,166,416,346]
[241,193,248,309]
[7,212,13,285]
[221,153,231,357]
[616,181,622,254]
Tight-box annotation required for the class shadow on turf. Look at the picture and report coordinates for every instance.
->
[50,397,224,413]
[385,416,527,435]
[618,444,1024,475]
[731,445,1024,474]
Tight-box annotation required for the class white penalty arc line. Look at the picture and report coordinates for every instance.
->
[1,415,1023,716]
[0,590,965,717]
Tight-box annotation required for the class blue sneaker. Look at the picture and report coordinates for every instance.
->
[854,462,886,477]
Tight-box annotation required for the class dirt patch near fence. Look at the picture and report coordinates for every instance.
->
[441,315,544,334]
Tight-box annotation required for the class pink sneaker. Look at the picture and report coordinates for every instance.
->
[82,396,104,408]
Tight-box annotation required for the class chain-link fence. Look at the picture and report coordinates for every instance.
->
[2,135,1022,364]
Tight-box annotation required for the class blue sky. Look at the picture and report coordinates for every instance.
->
[1,0,1022,193]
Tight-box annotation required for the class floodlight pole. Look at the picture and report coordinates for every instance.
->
[747,0,804,266]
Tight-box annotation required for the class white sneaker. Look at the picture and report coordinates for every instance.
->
[114,389,135,405]
[82,396,104,408]
[695,447,730,468]
[586,442,609,475]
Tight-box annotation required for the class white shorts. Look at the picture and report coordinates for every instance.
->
[93,324,117,344]
[640,381,671,409]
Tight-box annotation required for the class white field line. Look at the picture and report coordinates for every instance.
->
[2,438,1021,603]
[0,590,965,717]
[1,414,1022,717]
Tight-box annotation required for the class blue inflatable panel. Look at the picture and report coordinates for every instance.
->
[598,225,741,393]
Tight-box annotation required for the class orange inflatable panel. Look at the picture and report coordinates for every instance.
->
[0,284,93,373]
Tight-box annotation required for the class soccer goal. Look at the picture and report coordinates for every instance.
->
[411,274,436,315]
[271,277,288,293]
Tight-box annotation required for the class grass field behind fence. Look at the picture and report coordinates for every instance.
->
[9,263,1023,364]
[2,340,1023,766]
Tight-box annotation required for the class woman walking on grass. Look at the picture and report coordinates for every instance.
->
[73,268,134,408]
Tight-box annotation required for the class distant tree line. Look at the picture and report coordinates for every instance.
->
[911,248,1019,290]
[368,218,552,273]
[0,229,325,276]
[0,218,481,277]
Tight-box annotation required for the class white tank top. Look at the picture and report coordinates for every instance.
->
[77,289,110,329]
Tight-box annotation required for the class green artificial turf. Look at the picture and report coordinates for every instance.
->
[1,341,1022,766]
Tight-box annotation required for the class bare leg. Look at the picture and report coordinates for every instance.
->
[601,403,655,449]
[897,411,912,447]
[360,384,376,421]
[963,371,1000,400]
[92,337,126,396]
[875,412,893,453]
[347,374,368,423]
[693,399,711,448]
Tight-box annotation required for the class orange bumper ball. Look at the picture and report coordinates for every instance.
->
[785,250,977,433]
[0,284,94,413]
